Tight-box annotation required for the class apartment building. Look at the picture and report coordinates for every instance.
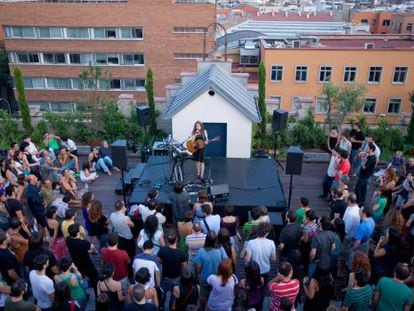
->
[350,11,414,34]
[261,34,414,125]
[0,0,215,112]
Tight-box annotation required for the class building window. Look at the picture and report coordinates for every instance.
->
[120,28,143,39]
[388,98,401,114]
[295,65,308,82]
[110,79,122,90]
[315,97,328,113]
[343,66,357,83]
[173,27,206,33]
[38,27,63,38]
[368,66,382,83]
[173,53,203,59]
[66,27,90,38]
[16,52,40,63]
[270,65,283,82]
[47,78,70,89]
[371,19,376,26]
[319,66,332,83]
[71,79,81,89]
[122,54,145,65]
[28,102,49,111]
[361,19,368,24]
[408,23,413,31]
[23,78,45,89]
[268,96,281,110]
[94,28,117,39]
[43,53,66,64]
[363,98,376,114]
[393,67,408,83]
[383,19,391,26]
[240,55,258,65]
[50,102,74,112]
[69,54,81,64]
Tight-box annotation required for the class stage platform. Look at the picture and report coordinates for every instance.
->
[128,156,287,222]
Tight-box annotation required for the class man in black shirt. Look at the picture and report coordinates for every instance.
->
[0,230,20,285]
[355,143,377,206]
[25,175,46,236]
[5,185,26,224]
[157,231,187,309]
[123,284,157,311]
[330,189,348,220]
[349,122,365,170]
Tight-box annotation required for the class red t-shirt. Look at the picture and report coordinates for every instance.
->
[101,248,130,281]
[336,159,351,179]
[269,279,300,311]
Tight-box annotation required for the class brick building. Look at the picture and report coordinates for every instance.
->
[0,0,215,112]
[350,11,414,34]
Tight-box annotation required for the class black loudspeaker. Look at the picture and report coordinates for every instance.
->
[110,140,128,170]
[285,145,304,175]
[209,184,230,202]
[272,109,288,132]
[136,105,151,127]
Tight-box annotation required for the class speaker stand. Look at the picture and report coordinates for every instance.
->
[273,131,284,170]
[288,174,293,209]
[121,168,127,206]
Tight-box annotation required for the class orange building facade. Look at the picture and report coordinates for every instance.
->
[0,0,215,112]
[261,35,414,125]
[349,11,392,34]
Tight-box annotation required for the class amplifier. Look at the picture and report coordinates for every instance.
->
[209,184,230,202]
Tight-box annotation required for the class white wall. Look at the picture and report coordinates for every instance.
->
[172,91,253,158]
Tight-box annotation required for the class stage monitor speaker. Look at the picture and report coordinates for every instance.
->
[136,105,151,127]
[209,184,230,202]
[110,140,128,170]
[272,109,288,132]
[285,145,304,175]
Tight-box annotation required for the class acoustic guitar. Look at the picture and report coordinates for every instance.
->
[186,136,220,153]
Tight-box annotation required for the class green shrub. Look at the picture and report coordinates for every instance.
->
[372,119,404,152]
[290,110,326,149]
[32,120,48,147]
[0,110,22,148]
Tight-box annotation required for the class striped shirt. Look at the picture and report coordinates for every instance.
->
[185,233,206,258]
[343,285,373,311]
[269,279,300,311]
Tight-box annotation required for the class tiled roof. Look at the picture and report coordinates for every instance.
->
[165,64,260,122]
[253,12,335,22]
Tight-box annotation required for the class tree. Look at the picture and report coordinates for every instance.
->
[407,91,414,144]
[258,62,267,146]
[320,82,366,129]
[145,68,157,135]
[13,66,32,132]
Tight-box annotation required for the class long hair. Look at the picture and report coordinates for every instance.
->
[245,260,262,290]
[81,191,94,209]
[192,121,205,135]
[351,251,371,273]
[88,200,104,223]
[144,215,159,240]
[218,258,233,286]
[53,282,71,310]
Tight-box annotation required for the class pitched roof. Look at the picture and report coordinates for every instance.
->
[165,64,260,122]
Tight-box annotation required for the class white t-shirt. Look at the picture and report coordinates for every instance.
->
[28,142,38,155]
[245,237,276,274]
[29,270,54,308]
[132,256,160,287]
[327,155,338,177]
[138,205,166,231]
[110,212,133,240]
[65,139,77,151]
[343,204,361,240]
[200,214,221,234]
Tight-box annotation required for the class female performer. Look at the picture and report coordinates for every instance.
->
[191,121,209,180]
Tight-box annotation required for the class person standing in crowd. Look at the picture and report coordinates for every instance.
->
[373,262,413,311]
[169,181,191,223]
[45,206,68,261]
[342,269,372,311]
[97,263,125,310]
[185,222,206,271]
[354,143,376,206]
[123,284,157,311]
[320,148,339,199]
[7,217,30,264]
[132,240,160,288]
[302,267,334,311]
[206,258,238,311]
[339,130,352,156]
[343,193,360,266]
[330,189,348,221]
[88,200,110,250]
[268,261,300,311]
[157,231,187,309]
[200,204,220,235]
[239,260,264,310]
[349,122,365,171]
[25,175,47,235]
[242,207,261,238]
[101,233,131,295]
[4,185,26,225]
[137,215,164,255]
[244,222,276,284]
[327,126,340,152]
[29,254,55,311]
[171,268,199,310]
[127,267,159,308]
[66,223,98,293]
[296,197,311,225]
[110,200,135,259]
[0,230,20,286]
[5,279,38,311]
[350,207,375,260]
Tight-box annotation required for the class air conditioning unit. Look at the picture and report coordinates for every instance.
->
[292,40,300,48]
[365,43,374,49]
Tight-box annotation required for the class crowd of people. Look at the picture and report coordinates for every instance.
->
[0,125,414,311]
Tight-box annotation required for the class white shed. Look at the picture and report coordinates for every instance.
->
[165,63,260,158]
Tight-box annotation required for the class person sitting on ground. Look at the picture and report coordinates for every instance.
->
[99,140,120,172]
[61,136,78,156]
[242,206,261,238]
[44,133,61,157]
[7,142,19,161]
[7,217,30,264]
[79,162,99,185]
[40,156,62,185]
[88,147,113,176]
[60,169,79,199]
[46,206,68,261]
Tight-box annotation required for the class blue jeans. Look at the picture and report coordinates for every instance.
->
[350,149,359,168]
[160,277,179,310]
[355,176,370,206]
[61,159,75,171]
[96,156,113,173]
[322,174,335,197]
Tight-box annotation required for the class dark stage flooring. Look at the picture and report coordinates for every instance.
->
[129,156,287,220]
